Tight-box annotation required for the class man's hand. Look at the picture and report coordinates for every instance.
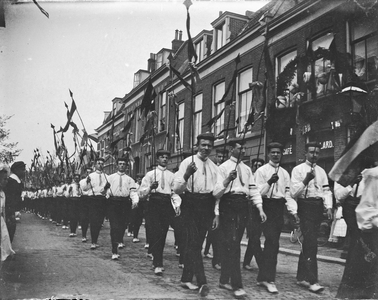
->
[132,202,138,209]
[292,213,300,226]
[303,169,315,185]
[104,182,111,190]
[150,181,159,190]
[224,170,237,187]
[258,207,267,223]
[174,206,181,217]
[63,186,67,191]
[353,174,363,186]
[326,208,333,221]
[212,215,220,230]
[267,173,279,185]
[184,162,197,182]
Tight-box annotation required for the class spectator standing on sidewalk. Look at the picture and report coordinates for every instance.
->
[214,138,266,299]
[173,132,220,297]
[254,142,299,294]
[139,149,181,275]
[81,157,110,250]
[4,161,26,243]
[290,142,333,293]
[106,157,139,260]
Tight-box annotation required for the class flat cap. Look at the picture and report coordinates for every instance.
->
[305,141,322,149]
[267,142,284,150]
[197,132,215,142]
[11,161,26,172]
[156,149,171,157]
[227,138,245,147]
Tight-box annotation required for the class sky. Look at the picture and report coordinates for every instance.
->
[0,0,268,167]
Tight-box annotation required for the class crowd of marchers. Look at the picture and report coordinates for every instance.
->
[0,132,377,299]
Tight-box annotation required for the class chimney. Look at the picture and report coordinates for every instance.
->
[219,11,223,17]
[245,10,254,18]
[147,53,156,73]
[172,29,184,53]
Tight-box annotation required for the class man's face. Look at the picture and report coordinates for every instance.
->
[74,175,80,183]
[117,161,127,173]
[136,176,143,184]
[86,168,92,176]
[197,139,213,158]
[0,172,8,190]
[306,146,320,164]
[216,153,224,164]
[252,161,263,173]
[66,178,71,184]
[231,143,245,160]
[268,147,282,164]
[157,154,169,168]
[14,167,26,179]
[95,160,104,171]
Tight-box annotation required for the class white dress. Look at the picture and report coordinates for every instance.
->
[1,190,15,261]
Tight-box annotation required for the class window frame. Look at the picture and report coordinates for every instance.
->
[237,67,253,133]
[213,81,226,137]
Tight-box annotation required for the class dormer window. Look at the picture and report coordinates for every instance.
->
[216,22,227,50]
[195,39,203,63]
[133,73,141,88]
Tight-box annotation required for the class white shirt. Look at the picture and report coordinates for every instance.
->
[139,166,181,209]
[79,179,89,196]
[107,172,139,206]
[356,166,378,231]
[81,171,108,196]
[173,153,221,195]
[69,182,83,198]
[214,156,263,207]
[334,180,365,204]
[290,160,333,209]
[255,161,298,215]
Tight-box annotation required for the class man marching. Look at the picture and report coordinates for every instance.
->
[106,157,139,260]
[79,167,93,242]
[173,133,220,297]
[139,149,181,275]
[290,141,333,293]
[254,142,299,293]
[68,174,82,237]
[81,157,110,250]
[214,138,266,298]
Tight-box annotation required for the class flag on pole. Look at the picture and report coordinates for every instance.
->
[57,100,77,133]
[183,0,197,64]
[329,120,378,187]
[141,78,156,118]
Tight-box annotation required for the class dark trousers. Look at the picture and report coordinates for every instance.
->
[243,206,263,268]
[171,213,185,264]
[148,193,175,267]
[219,194,249,289]
[130,202,144,239]
[69,198,81,234]
[88,196,106,244]
[107,197,132,254]
[257,198,285,283]
[6,215,16,243]
[180,193,215,286]
[56,197,64,224]
[204,227,222,267]
[297,198,324,284]
[80,196,90,238]
[62,198,69,226]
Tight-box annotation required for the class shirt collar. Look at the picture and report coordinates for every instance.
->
[305,160,317,167]
[269,161,279,168]
[10,173,21,183]
[230,156,239,163]
[117,171,125,176]
[196,152,208,162]
[157,165,166,171]
[95,170,103,174]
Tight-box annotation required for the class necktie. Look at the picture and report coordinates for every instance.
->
[99,173,102,186]
[119,174,123,194]
[161,170,165,190]
[203,162,207,190]
[237,164,245,186]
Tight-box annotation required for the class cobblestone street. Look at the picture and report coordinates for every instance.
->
[1,214,344,299]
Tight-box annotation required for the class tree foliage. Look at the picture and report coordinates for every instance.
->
[0,115,22,163]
